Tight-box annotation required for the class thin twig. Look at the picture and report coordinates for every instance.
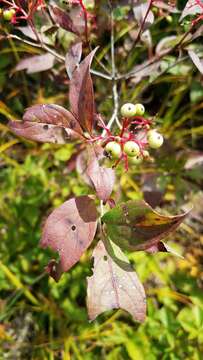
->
[7,34,65,61]
[103,1,121,136]
[91,69,112,80]
[6,34,112,79]
[133,0,154,46]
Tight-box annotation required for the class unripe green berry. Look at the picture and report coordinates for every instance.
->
[3,8,15,21]
[105,141,122,158]
[134,103,145,116]
[147,130,164,149]
[123,141,140,157]
[120,103,136,117]
[130,154,143,165]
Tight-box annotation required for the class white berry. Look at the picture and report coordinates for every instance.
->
[120,103,136,117]
[105,141,122,158]
[130,154,143,165]
[123,141,140,157]
[147,130,164,149]
[134,103,145,116]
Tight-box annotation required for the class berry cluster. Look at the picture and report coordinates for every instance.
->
[0,0,45,23]
[93,103,164,171]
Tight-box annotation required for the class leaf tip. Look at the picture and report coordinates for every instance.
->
[45,259,63,282]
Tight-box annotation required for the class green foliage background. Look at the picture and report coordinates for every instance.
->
[0,1,203,358]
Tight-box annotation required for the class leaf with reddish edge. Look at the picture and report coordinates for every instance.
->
[50,5,81,35]
[65,42,82,79]
[69,48,98,134]
[41,196,98,281]
[102,200,190,252]
[14,53,55,74]
[9,104,85,144]
[87,240,146,322]
[86,145,115,203]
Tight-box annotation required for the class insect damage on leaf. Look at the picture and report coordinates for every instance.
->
[41,196,98,281]
[9,104,84,144]
[102,200,191,252]
[87,240,146,322]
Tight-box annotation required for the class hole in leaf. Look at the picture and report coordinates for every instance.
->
[43,124,49,130]
[103,255,108,261]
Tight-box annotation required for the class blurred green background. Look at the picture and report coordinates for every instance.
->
[0,1,203,359]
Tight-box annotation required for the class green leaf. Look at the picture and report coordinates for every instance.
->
[102,200,190,251]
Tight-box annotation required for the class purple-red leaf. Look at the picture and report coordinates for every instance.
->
[41,196,98,281]
[87,240,146,322]
[9,104,84,144]
[14,53,55,74]
[86,145,115,203]
[102,200,190,252]
[69,48,98,134]
[23,104,83,133]
[50,5,81,35]
[65,42,82,79]
[8,121,81,144]
[76,149,94,187]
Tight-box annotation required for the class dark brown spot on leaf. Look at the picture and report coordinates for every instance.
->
[70,120,76,129]
[40,196,98,280]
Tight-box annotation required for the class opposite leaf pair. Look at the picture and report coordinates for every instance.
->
[8,46,190,322]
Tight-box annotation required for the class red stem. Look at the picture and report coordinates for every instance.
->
[78,0,89,45]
